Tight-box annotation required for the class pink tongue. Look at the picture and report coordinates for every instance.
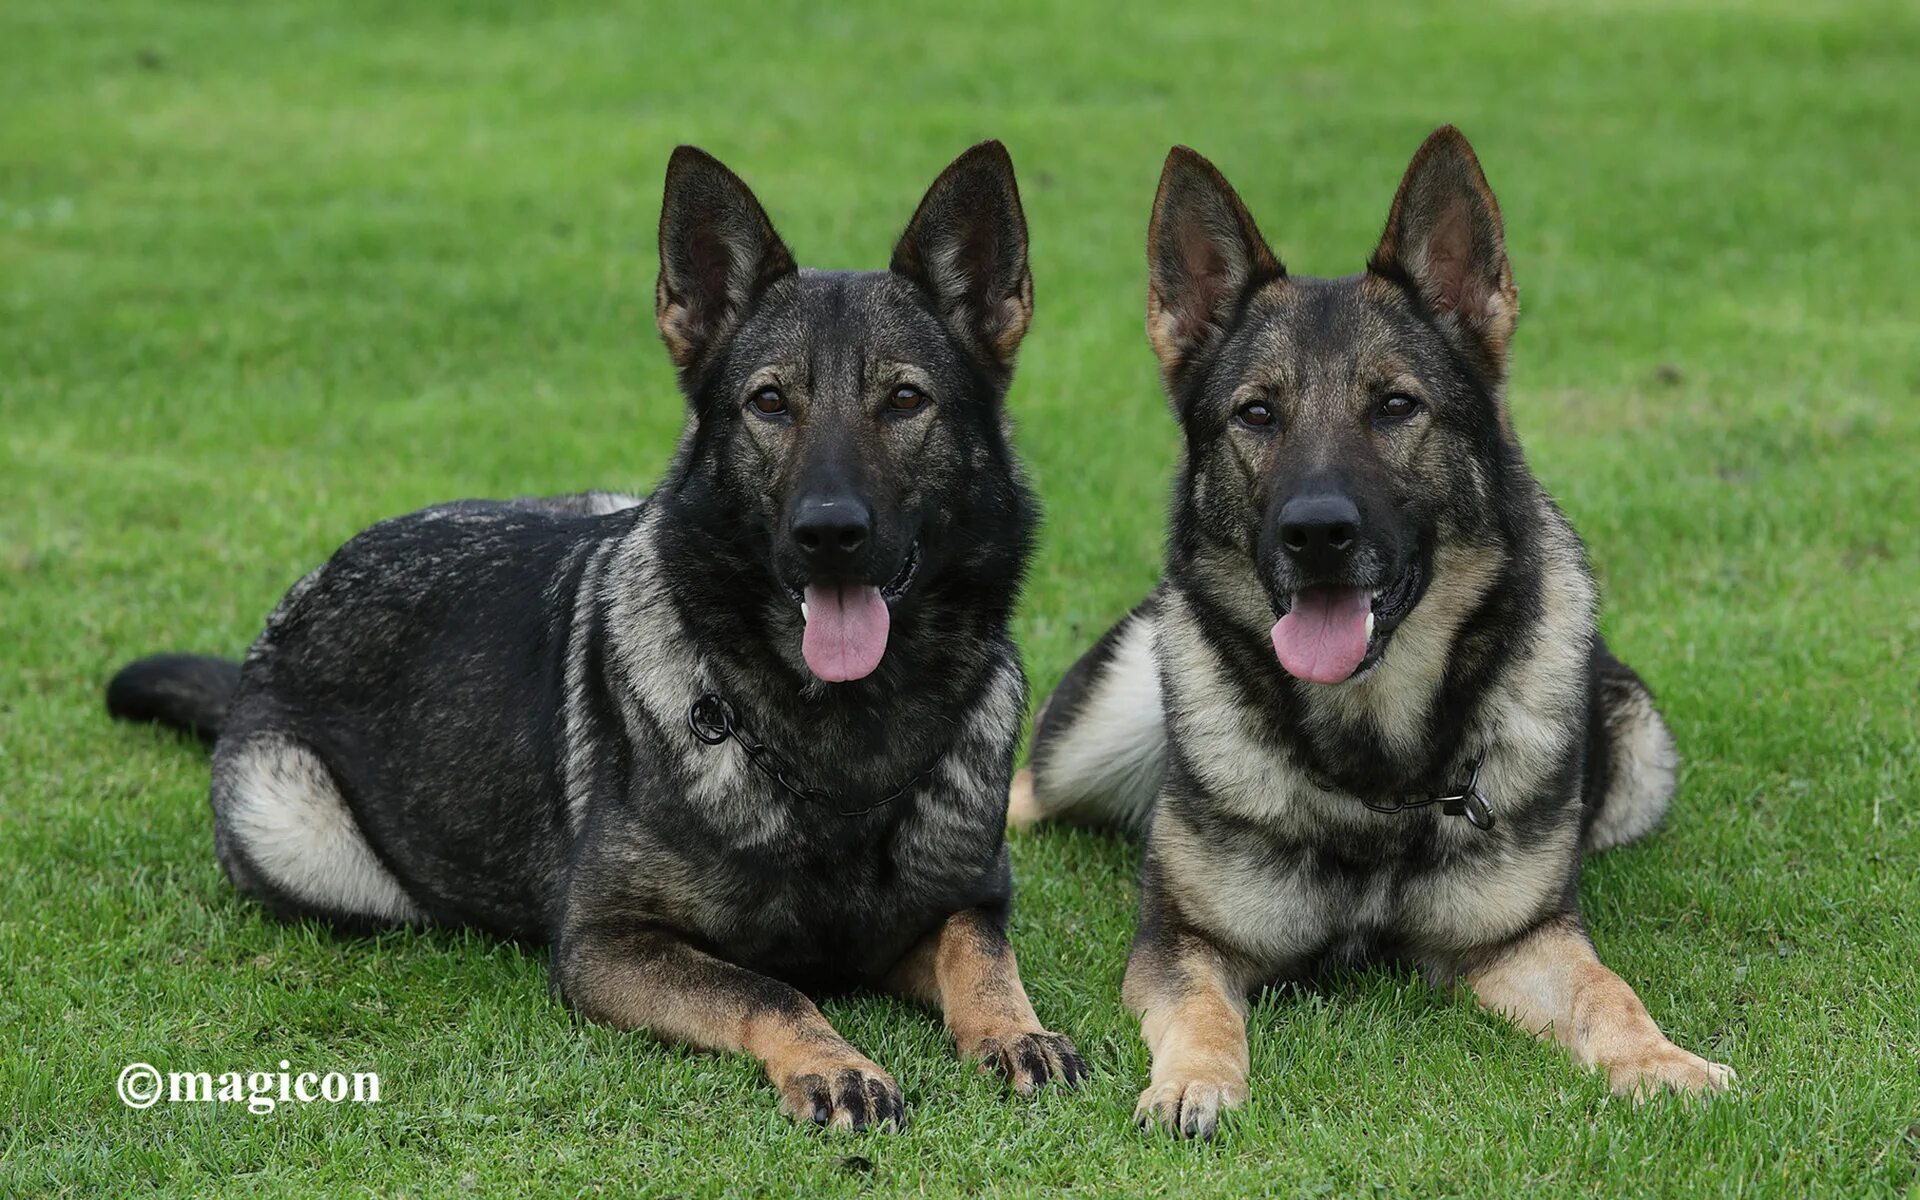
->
[801,584,891,682]
[1270,587,1372,684]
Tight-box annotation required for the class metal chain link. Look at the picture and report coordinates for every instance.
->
[687,692,935,818]
[1355,752,1496,831]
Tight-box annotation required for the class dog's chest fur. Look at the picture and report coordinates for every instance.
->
[1148,535,1594,977]
[562,501,1024,983]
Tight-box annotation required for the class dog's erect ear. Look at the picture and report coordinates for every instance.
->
[890,141,1033,371]
[655,146,796,374]
[1146,147,1284,384]
[1368,126,1517,379]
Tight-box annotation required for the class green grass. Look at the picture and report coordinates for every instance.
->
[4,0,1917,1194]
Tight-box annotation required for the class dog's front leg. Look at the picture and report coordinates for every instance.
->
[1465,913,1734,1099]
[885,908,1087,1093]
[556,920,906,1131]
[1123,925,1251,1139]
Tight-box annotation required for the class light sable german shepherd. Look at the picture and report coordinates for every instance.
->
[1013,126,1733,1138]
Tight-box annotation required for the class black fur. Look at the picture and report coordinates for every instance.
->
[106,654,240,743]
[109,144,1048,1023]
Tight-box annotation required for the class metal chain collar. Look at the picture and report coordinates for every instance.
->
[686,692,936,818]
[1354,752,1496,831]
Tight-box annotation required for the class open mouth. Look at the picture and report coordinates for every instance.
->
[879,540,920,603]
[1269,559,1424,686]
[789,541,920,684]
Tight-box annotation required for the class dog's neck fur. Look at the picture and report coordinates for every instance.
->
[605,485,1026,797]
[1169,450,1593,800]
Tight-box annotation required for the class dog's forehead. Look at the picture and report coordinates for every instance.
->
[1233,276,1427,394]
[747,270,958,374]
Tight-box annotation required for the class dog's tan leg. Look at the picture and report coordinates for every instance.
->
[1465,915,1734,1099]
[557,922,905,1130]
[1123,929,1251,1139]
[885,907,1086,1093]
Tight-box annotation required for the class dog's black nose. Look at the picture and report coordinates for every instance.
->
[1278,493,1360,573]
[789,495,873,569]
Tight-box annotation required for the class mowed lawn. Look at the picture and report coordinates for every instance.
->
[3,0,1916,1195]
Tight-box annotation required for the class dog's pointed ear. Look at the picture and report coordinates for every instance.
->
[1146,147,1284,384]
[1368,126,1517,379]
[890,140,1033,371]
[655,146,796,374]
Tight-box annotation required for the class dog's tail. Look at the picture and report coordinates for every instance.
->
[106,654,242,745]
[1008,599,1166,836]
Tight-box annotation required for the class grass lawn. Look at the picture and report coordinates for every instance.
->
[4,0,1917,1194]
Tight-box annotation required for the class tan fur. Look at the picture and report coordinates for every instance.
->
[559,926,903,1131]
[1150,806,1333,965]
[1006,767,1042,829]
[990,272,1035,365]
[1465,919,1734,1098]
[1124,933,1252,1137]
[885,908,1079,1094]
[654,277,703,371]
[1406,814,1581,952]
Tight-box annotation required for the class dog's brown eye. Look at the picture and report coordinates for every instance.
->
[889,385,926,412]
[749,386,787,416]
[1377,393,1422,421]
[1236,401,1275,428]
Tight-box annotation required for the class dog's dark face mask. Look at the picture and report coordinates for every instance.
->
[652,143,1033,684]
[1148,128,1519,685]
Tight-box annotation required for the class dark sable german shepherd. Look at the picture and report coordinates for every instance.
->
[1012,127,1731,1137]
[107,141,1084,1131]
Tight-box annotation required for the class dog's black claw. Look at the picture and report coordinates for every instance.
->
[1134,1078,1242,1140]
[833,1069,872,1130]
[1018,1045,1049,1083]
[864,1075,906,1131]
[1056,1041,1090,1088]
[978,1030,1088,1095]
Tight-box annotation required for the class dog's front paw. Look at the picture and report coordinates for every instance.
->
[1605,1040,1736,1101]
[776,1055,907,1132]
[1134,1075,1246,1140]
[972,1030,1088,1095]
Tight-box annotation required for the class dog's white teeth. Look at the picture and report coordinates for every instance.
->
[1366,612,1376,639]
[800,601,809,622]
